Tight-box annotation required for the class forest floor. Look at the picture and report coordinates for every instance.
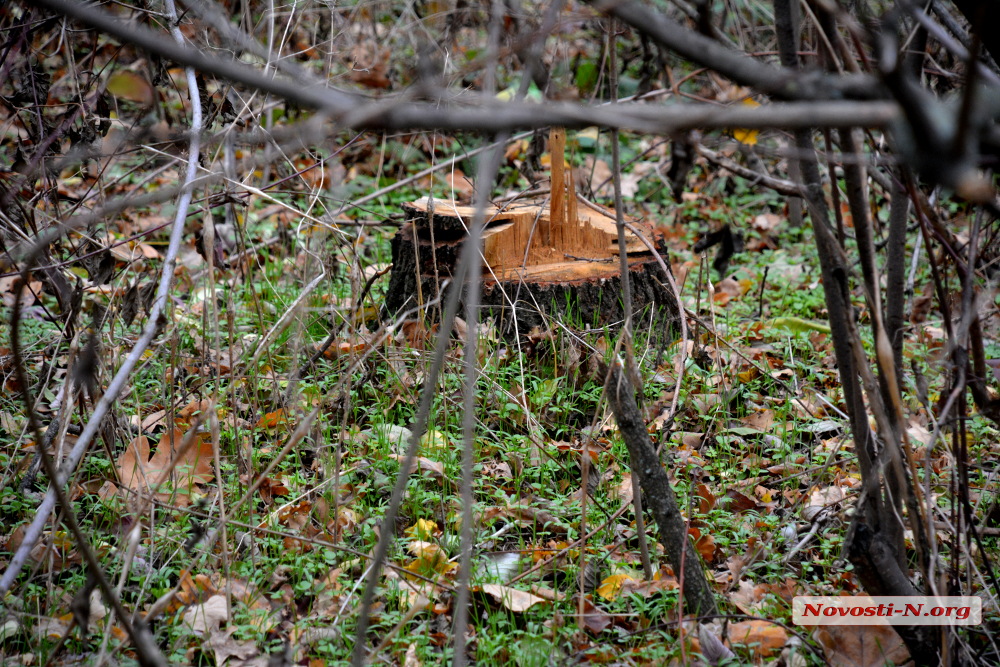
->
[1,2,998,665]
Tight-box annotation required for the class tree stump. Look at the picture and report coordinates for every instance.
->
[384,130,679,338]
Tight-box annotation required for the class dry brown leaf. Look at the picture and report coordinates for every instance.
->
[349,42,391,89]
[814,625,910,667]
[403,643,422,667]
[178,399,212,425]
[696,482,717,514]
[723,489,762,514]
[728,579,762,614]
[583,157,613,197]
[105,427,213,506]
[728,620,787,658]
[209,626,260,665]
[579,597,612,634]
[809,485,846,508]
[742,409,774,432]
[106,70,154,105]
[255,408,290,430]
[443,169,475,203]
[688,526,720,564]
[478,584,548,612]
[182,595,229,635]
[390,454,445,481]
[753,213,784,233]
[613,474,634,504]
[170,570,218,612]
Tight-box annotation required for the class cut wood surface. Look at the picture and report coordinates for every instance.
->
[404,196,654,270]
[384,129,678,334]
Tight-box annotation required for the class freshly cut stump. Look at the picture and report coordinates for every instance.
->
[384,197,677,335]
[384,129,678,336]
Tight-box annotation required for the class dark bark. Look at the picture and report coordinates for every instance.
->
[772,0,939,661]
[385,220,678,337]
[951,0,1000,67]
[885,171,910,375]
[839,128,908,568]
[480,258,677,336]
[606,363,717,617]
[771,2,880,514]
[846,524,942,667]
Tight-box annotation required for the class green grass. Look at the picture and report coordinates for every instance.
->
[1,65,995,667]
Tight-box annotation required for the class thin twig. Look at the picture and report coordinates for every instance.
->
[0,8,205,597]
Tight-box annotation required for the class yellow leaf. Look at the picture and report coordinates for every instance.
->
[733,127,759,146]
[107,71,154,106]
[420,430,450,450]
[404,541,456,578]
[538,154,570,169]
[596,573,637,601]
[405,519,440,540]
[732,98,762,145]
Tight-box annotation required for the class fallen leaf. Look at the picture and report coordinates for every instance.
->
[579,597,612,634]
[713,277,743,305]
[107,70,154,105]
[443,169,475,202]
[349,42,391,89]
[34,614,72,641]
[753,213,783,233]
[728,619,787,658]
[420,430,450,450]
[732,98,762,145]
[390,454,445,481]
[106,428,214,505]
[809,485,846,508]
[255,409,290,430]
[404,541,456,579]
[696,483,717,514]
[596,573,637,601]
[405,519,441,540]
[723,489,762,514]
[403,643,422,667]
[209,626,260,665]
[766,317,832,334]
[742,409,774,432]
[689,526,720,564]
[182,595,229,635]
[814,624,909,667]
[478,584,548,612]
[699,624,736,665]
[728,579,763,614]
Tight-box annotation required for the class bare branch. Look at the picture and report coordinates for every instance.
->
[585,0,883,100]
[0,0,206,601]
[26,0,898,134]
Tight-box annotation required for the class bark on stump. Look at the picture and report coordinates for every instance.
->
[384,130,678,337]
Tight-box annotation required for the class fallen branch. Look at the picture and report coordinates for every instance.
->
[605,362,717,617]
